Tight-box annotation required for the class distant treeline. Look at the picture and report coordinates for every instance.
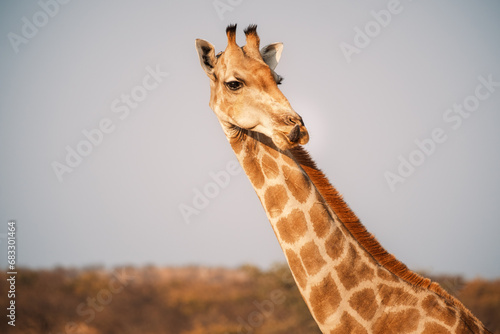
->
[0,264,498,333]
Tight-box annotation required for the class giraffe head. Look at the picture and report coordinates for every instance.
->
[195,24,309,150]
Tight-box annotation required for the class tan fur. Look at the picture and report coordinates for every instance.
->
[285,248,308,289]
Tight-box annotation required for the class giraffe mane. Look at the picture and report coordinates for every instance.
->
[289,145,485,331]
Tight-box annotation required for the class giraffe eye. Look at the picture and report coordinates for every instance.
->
[225,80,243,91]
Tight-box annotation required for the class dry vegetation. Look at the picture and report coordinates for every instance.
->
[1,264,498,333]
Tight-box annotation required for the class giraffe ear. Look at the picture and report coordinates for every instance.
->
[195,39,217,79]
[260,42,283,70]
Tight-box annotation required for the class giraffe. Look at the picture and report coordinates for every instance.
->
[195,24,491,334]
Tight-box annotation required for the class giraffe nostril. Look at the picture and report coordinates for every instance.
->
[286,115,305,126]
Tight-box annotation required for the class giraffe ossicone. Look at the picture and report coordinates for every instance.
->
[195,24,491,334]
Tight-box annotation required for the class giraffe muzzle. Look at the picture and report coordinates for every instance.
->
[284,115,309,145]
[288,124,301,143]
[272,124,309,150]
[293,124,309,146]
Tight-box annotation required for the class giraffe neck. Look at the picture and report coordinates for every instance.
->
[227,128,490,333]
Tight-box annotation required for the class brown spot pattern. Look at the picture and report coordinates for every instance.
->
[331,312,368,334]
[454,315,479,334]
[309,202,331,238]
[300,241,327,276]
[422,295,457,327]
[261,154,279,179]
[309,274,341,324]
[282,165,311,203]
[324,227,345,261]
[285,249,307,290]
[243,154,265,189]
[263,184,288,218]
[422,322,451,334]
[372,308,420,333]
[275,209,308,244]
[335,243,375,290]
[349,288,378,321]
[378,283,419,307]
[377,267,400,283]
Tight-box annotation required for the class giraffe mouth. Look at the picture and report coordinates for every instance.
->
[273,124,309,150]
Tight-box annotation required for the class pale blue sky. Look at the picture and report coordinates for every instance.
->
[1,0,499,279]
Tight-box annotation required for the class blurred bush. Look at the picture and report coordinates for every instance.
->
[0,265,498,333]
